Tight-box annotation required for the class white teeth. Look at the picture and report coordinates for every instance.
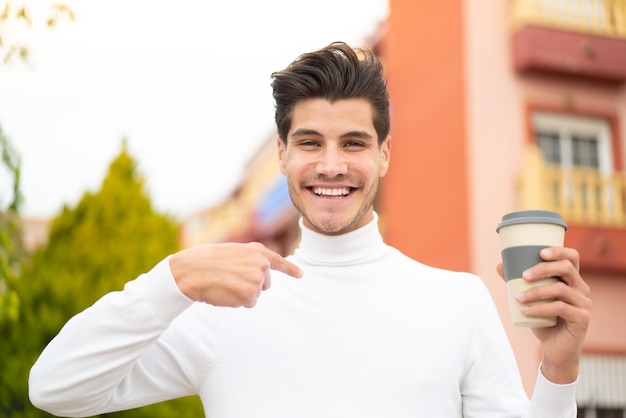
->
[312,187,351,196]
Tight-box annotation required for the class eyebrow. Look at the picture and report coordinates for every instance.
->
[291,128,322,138]
[340,131,374,140]
[291,128,374,141]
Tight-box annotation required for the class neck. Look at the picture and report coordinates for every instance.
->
[294,212,387,266]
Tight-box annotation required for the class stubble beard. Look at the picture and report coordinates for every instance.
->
[289,179,378,235]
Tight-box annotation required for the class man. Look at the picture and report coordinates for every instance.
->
[29,42,591,417]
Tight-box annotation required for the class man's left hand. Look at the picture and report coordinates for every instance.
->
[497,246,592,384]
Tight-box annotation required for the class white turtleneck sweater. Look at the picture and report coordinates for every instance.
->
[29,215,577,417]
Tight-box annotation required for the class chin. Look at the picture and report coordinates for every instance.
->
[307,213,360,235]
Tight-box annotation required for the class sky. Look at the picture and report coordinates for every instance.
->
[0,0,389,220]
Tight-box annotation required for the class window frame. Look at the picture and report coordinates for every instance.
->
[532,111,614,175]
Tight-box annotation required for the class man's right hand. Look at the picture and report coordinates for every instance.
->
[169,242,303,308]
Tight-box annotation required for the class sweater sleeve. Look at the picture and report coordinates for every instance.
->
[525,367,578,417]
[460,278,577,417]
[28,256,199,417]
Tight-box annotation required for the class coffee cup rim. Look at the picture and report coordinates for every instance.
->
[496,210,568,233]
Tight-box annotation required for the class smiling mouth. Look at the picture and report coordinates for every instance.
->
[310,186,353,197]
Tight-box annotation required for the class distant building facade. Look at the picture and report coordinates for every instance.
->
[179,135,299,256]
[20,217,51,252]
[380,1,626,416]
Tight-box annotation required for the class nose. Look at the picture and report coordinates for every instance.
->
[316,145,348,177]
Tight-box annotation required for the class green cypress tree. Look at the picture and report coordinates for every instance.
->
[0,141,204,417]
[0,126,24,324]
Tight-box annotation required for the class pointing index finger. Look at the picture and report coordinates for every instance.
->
[266,249,303,278]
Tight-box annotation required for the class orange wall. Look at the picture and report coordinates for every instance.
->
[581,274,626,353]
[381,1,470,272]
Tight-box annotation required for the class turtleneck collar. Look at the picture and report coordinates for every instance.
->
[293,212,389,266]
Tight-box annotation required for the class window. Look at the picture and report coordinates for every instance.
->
[533,112,613,174]
[532,111,618,222]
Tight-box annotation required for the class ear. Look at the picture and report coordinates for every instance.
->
[379,135,391,177]
[276,136,287,175]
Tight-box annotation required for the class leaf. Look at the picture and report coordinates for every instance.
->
[16,7,31,26]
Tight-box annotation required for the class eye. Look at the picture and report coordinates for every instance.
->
[345,140,366,149]
[296,139,320,149]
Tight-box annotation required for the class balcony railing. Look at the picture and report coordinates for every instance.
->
[510,0,626,37]
[518,144,626,227]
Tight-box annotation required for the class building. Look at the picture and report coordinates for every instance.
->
[19,216,50,252]
[380,0,626,416]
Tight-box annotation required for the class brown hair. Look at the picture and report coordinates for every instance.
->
[271,41,390,145]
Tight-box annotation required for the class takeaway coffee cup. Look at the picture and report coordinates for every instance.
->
[496,210,568,328]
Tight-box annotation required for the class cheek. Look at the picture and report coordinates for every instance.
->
[280,154,300,176]
[282,155,310,175]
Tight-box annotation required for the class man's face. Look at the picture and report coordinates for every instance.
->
[277,98,391,235]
